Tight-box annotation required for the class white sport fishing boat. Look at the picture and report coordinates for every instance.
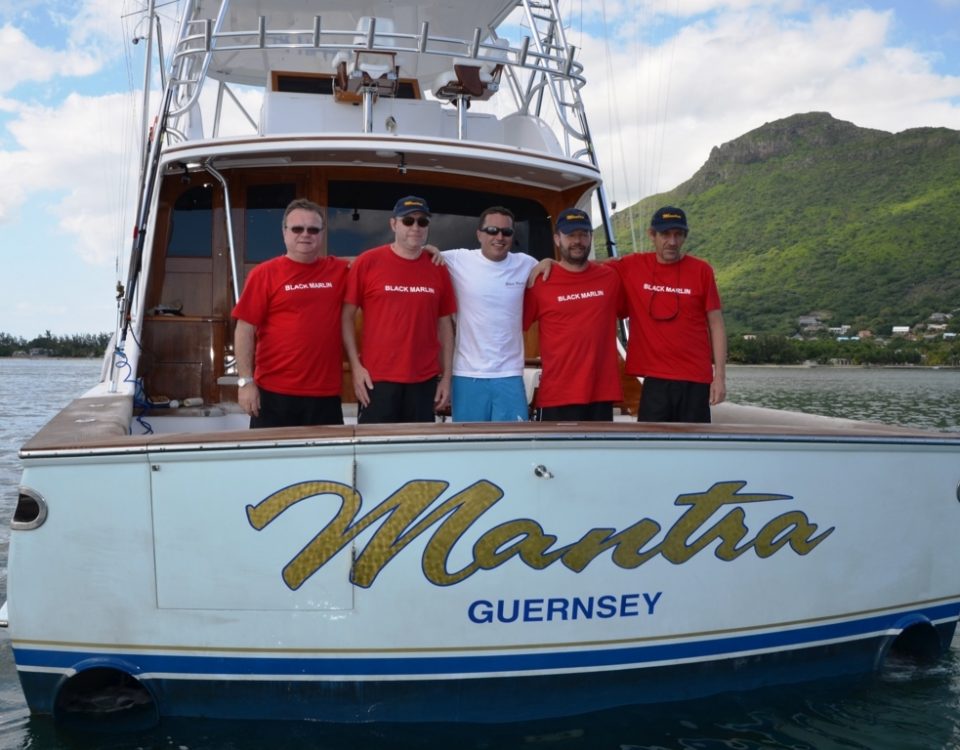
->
[3,0,960,727]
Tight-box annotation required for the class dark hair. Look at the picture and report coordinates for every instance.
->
[283,198,324,228]
[477,206,515,229]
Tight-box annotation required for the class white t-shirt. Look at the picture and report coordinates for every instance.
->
[443,248,538,378]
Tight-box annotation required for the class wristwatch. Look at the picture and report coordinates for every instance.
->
[237,377,253,388]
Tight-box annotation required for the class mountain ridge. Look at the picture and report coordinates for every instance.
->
[611,112,960,335]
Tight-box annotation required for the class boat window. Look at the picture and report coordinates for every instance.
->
[245,183,297,262]
[167,186,214,258]
[274,74,336,95]
[327,182,554,260]
[272,73,420,99]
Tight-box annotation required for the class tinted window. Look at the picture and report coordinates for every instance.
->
[167,186,213,258]
[246,183,297,262]
[327,182,553,260]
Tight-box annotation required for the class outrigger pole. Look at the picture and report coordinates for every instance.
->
[118,0,202,355]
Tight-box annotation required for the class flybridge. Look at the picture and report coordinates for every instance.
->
[163,0,595,158]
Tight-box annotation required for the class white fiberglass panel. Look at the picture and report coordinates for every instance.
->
[133,431,960,654]
[152,442,355,611]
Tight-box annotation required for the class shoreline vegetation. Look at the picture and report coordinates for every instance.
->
[2,331,958,367]
[728,334,960,367]
[0,331,110,359]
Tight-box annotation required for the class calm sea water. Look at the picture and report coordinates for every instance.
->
[725,364,960,432]
[1,359,959,749]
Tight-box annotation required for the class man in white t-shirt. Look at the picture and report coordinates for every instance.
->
[443,206,538,421]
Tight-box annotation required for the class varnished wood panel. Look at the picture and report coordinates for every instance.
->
[140,316,225,405]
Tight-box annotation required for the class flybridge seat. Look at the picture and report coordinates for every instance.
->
[259,90,447,136]
[258,84,565,154]
[431,38,510,103]
[333,16,401,98]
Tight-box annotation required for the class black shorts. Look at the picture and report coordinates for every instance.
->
[535,402,613,422]
[637,377,710,423]
[358,379,438,424]
[250,388,344,428]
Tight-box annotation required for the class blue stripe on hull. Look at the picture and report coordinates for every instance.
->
[15,603,960,678]
[19,624,956,723]
[14,609,959,722]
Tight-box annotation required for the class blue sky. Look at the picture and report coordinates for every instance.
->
[0,0,959,338]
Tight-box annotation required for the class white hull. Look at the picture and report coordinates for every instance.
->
[9,409,960,721]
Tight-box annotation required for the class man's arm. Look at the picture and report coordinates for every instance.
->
[527,258,555,287]
[341,302,373,407]
[422,244,445,266]
[434,314,454,410]
[234,319,260,417]
[707,309,727,405]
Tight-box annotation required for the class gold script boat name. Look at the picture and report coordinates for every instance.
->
[246,480,833,591]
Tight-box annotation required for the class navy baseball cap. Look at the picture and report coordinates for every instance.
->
[555,207,593,233]
[650,206,688,232]
[393,195,431,217]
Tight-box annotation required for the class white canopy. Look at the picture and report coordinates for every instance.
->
[189,0,521,85]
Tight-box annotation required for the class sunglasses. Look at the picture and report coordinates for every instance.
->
[399,216,430,227]
[287,225,323,235]
[479,226,515,237]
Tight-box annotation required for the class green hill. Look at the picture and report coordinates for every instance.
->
[609,112,960,335]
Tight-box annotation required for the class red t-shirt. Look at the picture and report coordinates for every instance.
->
[232,255,349,396]
[523,263,624,407]
[345,244,457,382]
[614,253,722,384]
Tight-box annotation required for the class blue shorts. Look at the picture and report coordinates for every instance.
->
[452,376,529,422]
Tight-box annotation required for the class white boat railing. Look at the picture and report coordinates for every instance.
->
[164,4,588,152]
[160,0,617,252]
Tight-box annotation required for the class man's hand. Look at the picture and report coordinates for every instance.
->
[434,374,452,411]
[238,382,260,417]
[352,364,374,407]
[527,258,555,287]
[709,377,726,406]
[423,244,445,266]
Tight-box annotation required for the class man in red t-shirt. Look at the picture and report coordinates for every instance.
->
[232,198,349,427]
[523,207,624,421]
[341,196,457,423]
[614,206,727,422]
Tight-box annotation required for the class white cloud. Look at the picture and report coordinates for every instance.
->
[0,0,129,93]
[0,1,143,270]
[0,90,141,262]
[670,0,805,16]
[573,5,960,206]
[64,0,127,42]
[0,24,101,92]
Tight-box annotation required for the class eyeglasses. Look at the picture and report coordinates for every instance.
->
[286,225,323,235]
[479,226,515,237]
[400,216,430,227]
